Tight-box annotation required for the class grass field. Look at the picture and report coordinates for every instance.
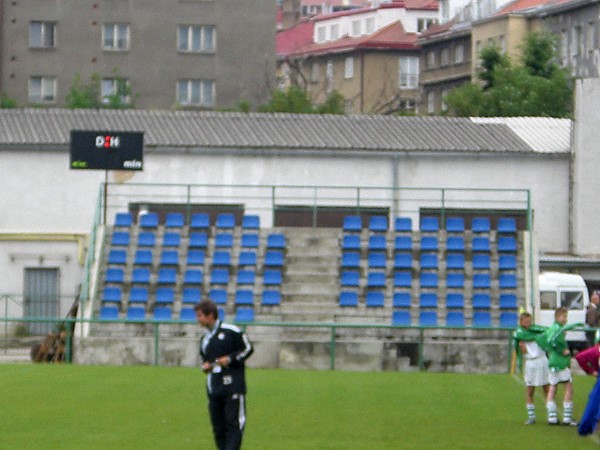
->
[0,364,597,449]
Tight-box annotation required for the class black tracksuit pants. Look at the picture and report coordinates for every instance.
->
[208,393,246,450]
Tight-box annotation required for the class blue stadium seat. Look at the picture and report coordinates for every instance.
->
[183,269,203,285]
[162,232,181,248]
[209,288,227,305]
[446,273,465,289]
[238,251,257,267]
[473,311,492,327]
[367,252,387,270]
[472,253,490,270]
[105,267,125,284]
[99,305,119,320]
[153,306,172,321]
[111,231,130,247]
[339,290,359,307]
[499,273,517,289]
[368,235,387,252]
[236,270,256,286]
[393,292,411,308]
[446,217,464,233]
[366,291,385,307]
[394,236,412,252]
[264,251,284,268]
[182,288,201,304]
[165,213,184,228]
[367,272,386,288]
[267,233,286,249]
[139,212,159,229]
[497,236,517,253]
[420,216,439,232]
[216,213,235,229]
[419,292,437,308]
[186,250,205,266]
[114,212,133,228]
[102,286,122,303]
[343,215,362,232]
[235,289,254,306]
[446,311,465,327]
[342,234,361,251]
[393,271,412,288]
[420,253,438,270]
[471,217,490,234]
[341,271,360,287]
[499,294,518,310]
[420,236,438,252]
[160,250,179,266]
[446,236,465,252]
[446,253,465,270]
[155,287,175,304]
[341,252,361,269]
[499,312,518,328]
[262,290,281,306]
[242,214,260,230]
[212,251,231,267]
[393,253,412,270]
[497,217,517,234]
[189,232,208,249]
[235,307,255,323]
[126,306,146,321]
[107,249,127,265]
[137,231,156,248]
[498,254,517,271]
[420,272,438,289]
[446,293,464,309]
[210,269,229,285]
[180,308,196,321]
[263,270,282,286]
[134,250,153,266]
[471,237,490,253]
[215,233,234,248]
[472,293,491,310]
[131,268,150,284]
[240,233,259,249]
[473,273,491,290]
[394,217,412,233]
[369,216,388,233]
[190,213,210,230]
[392,310,411,326]
[129,287,149,304]
[419,311,438,326]
[157,268,177,285]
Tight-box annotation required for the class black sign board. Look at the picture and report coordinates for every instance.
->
[70,130,144,171]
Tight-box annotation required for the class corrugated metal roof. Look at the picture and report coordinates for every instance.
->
[0,108,571,154]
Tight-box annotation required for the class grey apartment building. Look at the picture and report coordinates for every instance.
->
[0,0,276,109]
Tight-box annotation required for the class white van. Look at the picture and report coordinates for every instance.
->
[534,272,589,348]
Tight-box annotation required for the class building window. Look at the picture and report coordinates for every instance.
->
[103,23,130,51]
[499,35,506,54]
[441,48,449,67]
[399,56,419,89]
[352,20,361,37]
[417,18,437,33]
[178,25,215,52]
[588,22,596,54]
[29,76,56,103]
[311,62,320,83]
[101,78,130,105]
[427,50,436,69]
[344,57,354,79]
[427,91,435,114]
[560,30,568,66]
[177,79,215,106]
[316,26,326,43]
[29,21,55,48]
[326,60,333,93]
[572,26,582,56]
[366,17,375,34]
[454,44,464,64]
[330,24,339,41]
[441,89,449,112]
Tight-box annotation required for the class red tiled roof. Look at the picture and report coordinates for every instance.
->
[277,20,315,57]
[494,0,564,15]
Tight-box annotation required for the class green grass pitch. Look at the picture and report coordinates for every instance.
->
[0,364,597,449]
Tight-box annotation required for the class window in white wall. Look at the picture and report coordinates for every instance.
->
[366,17,375,34]
[29,76,56,103]
[102,23,130,51]
[344,57,354,79]
[399,56,419,89]
[330,24,340,41]
[177,25,215,52]
[29,21,55,48]
[352,20,361,37]
[572,26,581,56]
[177,79,215,106]
[316,26,326,43]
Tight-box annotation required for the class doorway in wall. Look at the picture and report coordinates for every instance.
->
[24,268,59,335]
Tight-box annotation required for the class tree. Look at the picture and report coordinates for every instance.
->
[257,86,345,114]
[66,73,100,109]
[0,94,17,108]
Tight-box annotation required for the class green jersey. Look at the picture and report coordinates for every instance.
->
[536,320,583,371]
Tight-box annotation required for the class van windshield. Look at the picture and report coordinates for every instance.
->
[560,291,584,310]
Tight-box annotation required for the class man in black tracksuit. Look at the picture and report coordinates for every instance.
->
[195,299,254,450]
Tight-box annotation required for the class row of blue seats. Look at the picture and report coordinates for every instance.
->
[99,304,256,323]
[343,216,518,234]
[341,234,517,253]
[115,212,260,230]
[342,252,517,271]
[102,286,282,307]
[105,267,283,286]
[111,230,286,250]
[340,291,518,309]
[391,310,518,328]
[108,249,285,269]
[340,271,518,289]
